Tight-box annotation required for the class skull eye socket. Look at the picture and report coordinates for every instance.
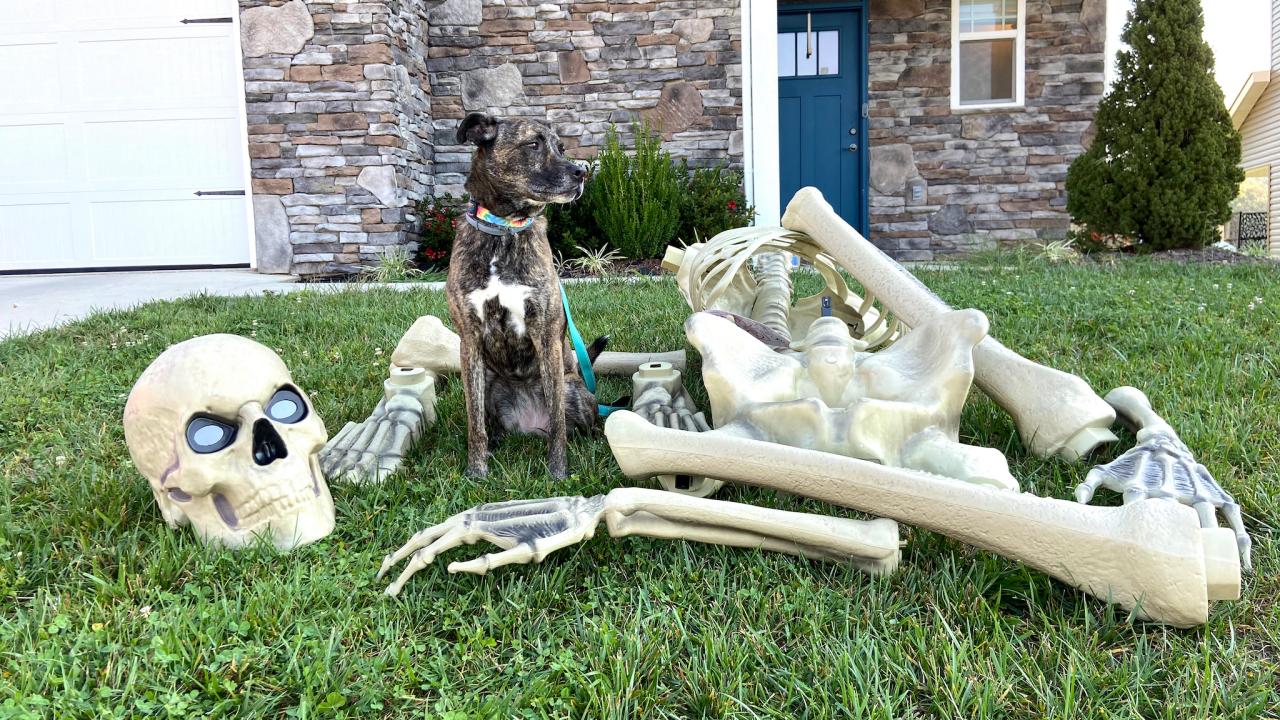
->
[267,387,308,424]
[186,416,237,454]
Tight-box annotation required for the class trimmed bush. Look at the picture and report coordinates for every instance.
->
[588,124,685,260]
[1065,0,1243,251]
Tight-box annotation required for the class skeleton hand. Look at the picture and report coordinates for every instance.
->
[320,367,437,483]
[1076,387,1252,570]
[378,496,606,595]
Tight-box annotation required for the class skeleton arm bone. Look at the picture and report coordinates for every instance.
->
[604,410,1240,627]
[377,488,901,596]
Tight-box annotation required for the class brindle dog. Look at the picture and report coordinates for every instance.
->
[446,112,601,479]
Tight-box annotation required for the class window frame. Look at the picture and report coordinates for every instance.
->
[950,0,1026,111]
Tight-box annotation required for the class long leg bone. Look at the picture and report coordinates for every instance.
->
[780,187,1118,461]
[377,488,901,596]
[604,410,1240,627]
[592,350,687,376]
[1078,386,1252,570]
[391,313,685,379]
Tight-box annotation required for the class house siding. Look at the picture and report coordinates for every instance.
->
[1241,0,1280,258]
[1239,80,1280,258]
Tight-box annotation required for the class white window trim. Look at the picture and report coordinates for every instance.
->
[950,0,1026,111]
[741,0,781,225]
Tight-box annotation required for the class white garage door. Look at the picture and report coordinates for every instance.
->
[0,0,252,272]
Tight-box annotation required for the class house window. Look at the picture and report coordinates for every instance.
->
[777,30,840,78]
[951,0,1025,108]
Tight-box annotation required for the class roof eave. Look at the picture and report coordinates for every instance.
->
[1230,70,1272,131]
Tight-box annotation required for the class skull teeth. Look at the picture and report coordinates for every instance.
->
[235,479,320,528]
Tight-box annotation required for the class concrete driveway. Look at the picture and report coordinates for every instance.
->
[0,270,298,339]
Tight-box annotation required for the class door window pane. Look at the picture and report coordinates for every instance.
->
[795,32,818,76]
[958,0,1018,32]
[817,30,839,75]
[959,38,1015,104]
[778,32,796,77]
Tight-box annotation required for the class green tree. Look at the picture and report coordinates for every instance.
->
[1066,0,1243,250]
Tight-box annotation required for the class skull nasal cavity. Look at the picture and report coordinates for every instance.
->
[252,418,289,466]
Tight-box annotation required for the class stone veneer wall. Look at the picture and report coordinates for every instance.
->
[239,0,433,275]
[865,0,1106,259]
[426,0,744,197]
[235,0,1104,273]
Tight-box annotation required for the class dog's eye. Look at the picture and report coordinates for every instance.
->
[524,139,542,150]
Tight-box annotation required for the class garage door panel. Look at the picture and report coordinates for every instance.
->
[85,117,244,188]
[0,203,75,270]
[0,2,250,271]
[59,0,231,28]
[0,124,69,189]
[90,197,249,266]
[0,5,58,33]
[0,43,61,114]
[79,35,239,111]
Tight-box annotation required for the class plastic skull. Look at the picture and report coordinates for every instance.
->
[124,334,334,551]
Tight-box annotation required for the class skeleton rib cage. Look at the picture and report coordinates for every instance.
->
[669,225,907,351]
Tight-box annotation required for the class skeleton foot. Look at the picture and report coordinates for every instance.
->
[378,489,901,596]
[630,361,721,497]
[320,367,438,483]
[1078,386,1253,571]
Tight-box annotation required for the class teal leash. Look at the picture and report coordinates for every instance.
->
[560,283,624,417]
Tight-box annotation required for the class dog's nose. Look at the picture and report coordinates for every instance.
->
[571,164,586,180]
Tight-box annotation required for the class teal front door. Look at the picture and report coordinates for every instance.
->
[778,5,867,232]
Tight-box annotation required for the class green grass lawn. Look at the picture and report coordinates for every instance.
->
[1,257,1277,718]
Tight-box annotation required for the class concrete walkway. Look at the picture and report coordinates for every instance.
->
[0,270,300,339]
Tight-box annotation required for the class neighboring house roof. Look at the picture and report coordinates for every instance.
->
[1230,70,1272,130]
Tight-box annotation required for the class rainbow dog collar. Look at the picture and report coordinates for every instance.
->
[465,202,538,236]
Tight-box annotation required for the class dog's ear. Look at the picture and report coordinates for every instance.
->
[458,113,499,146]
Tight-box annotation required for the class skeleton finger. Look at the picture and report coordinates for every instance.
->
[1193,501,1218,529]
[1222,502,1253,572]
[377,518,462,580]
[1074,467,1107,504]
[449,524,588,575]
[447,543,537,575]
[383,526,467,596]
[1122,484,1150,505]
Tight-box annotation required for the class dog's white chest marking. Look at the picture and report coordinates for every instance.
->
[467,272,534,336]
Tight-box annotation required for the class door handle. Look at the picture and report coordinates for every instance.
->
[847,143,858,153]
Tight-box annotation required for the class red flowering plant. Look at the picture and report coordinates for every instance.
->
[677,162,755,243]
[415,193,468,269]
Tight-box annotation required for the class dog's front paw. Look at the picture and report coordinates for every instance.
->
[466,461,489,479]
